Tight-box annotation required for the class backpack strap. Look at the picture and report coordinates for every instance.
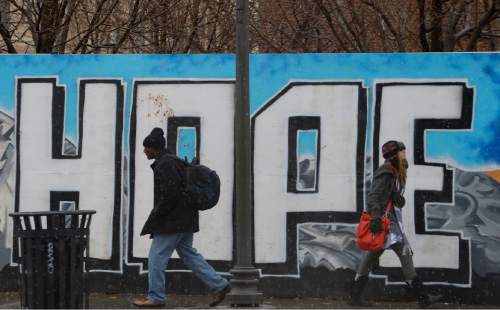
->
[166,153,190,189]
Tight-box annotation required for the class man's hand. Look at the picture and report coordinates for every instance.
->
[369,217,383,233]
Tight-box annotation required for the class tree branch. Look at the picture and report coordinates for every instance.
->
[466,0,499,50]
[0,0,17,53]
[360,0,405,52]
[0,21,17,53]
[249,22,290,53]
[330,0,365,51]
[111,0,141,53]
[312,0,348,51]
[72,0,119,53]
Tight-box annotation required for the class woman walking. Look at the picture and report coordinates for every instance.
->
[348,140,437,308]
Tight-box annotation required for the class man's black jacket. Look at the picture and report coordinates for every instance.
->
[140,149,199,236]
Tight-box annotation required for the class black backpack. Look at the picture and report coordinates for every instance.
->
[177,158,221,211]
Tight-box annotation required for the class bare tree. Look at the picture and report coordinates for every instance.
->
[0,0,497,54]
[251,0,324,52]
[417,0,499,51]
[132,0,235,53]
[0,0,123,53]
[251,0,418,52]
[0,0,16,53]
[252,0,499,52]
[251,0,414,52]
[0,0,237,54]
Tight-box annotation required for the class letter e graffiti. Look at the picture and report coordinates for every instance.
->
[373,81,472,286]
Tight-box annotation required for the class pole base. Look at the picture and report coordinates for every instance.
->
[227,267,264,307]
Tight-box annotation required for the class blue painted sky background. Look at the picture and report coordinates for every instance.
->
[297,130,318,159]
[0,53,498,170]
[177,127,197,163]
[0,54,234,153]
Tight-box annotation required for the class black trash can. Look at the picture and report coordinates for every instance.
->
[9,210,96,309]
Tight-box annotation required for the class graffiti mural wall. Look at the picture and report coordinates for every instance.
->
[0,53,498,300]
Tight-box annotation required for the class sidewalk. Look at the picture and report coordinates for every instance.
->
[0,292,499,309]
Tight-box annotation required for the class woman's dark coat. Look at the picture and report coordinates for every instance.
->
[366,162,397,219]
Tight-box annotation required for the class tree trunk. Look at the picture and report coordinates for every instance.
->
[0,0,17,53]
[37,0,60,53]
[430,0,443,51]
[417,0,430,51]
[54,0,79,54]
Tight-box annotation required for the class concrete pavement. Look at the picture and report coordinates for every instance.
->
[0,292,499,309]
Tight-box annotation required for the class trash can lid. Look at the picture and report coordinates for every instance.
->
[9,210,97,217]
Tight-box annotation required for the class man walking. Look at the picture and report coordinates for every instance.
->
[133,128,230,308]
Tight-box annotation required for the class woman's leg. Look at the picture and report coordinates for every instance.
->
[356,250,384,277]
[390,243,416,281]
[348,250,384,306]
[391,243,437,308]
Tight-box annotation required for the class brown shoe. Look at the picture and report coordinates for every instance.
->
[132,298,165,308]
[209,284,231,307]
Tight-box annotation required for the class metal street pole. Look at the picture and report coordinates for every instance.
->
[227,0,263,306]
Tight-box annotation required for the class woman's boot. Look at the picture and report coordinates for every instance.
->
[411,276,441,308]
[347,275,373,307]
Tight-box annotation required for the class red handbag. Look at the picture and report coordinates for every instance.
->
[355,201,393,252]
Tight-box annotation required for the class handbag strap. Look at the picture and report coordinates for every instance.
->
[384,201,393,216]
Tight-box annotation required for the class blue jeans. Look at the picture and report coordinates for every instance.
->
[147,232,229,304]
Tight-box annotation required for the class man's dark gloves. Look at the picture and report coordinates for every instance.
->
[392,193,406,208]
[369,217,383,233]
